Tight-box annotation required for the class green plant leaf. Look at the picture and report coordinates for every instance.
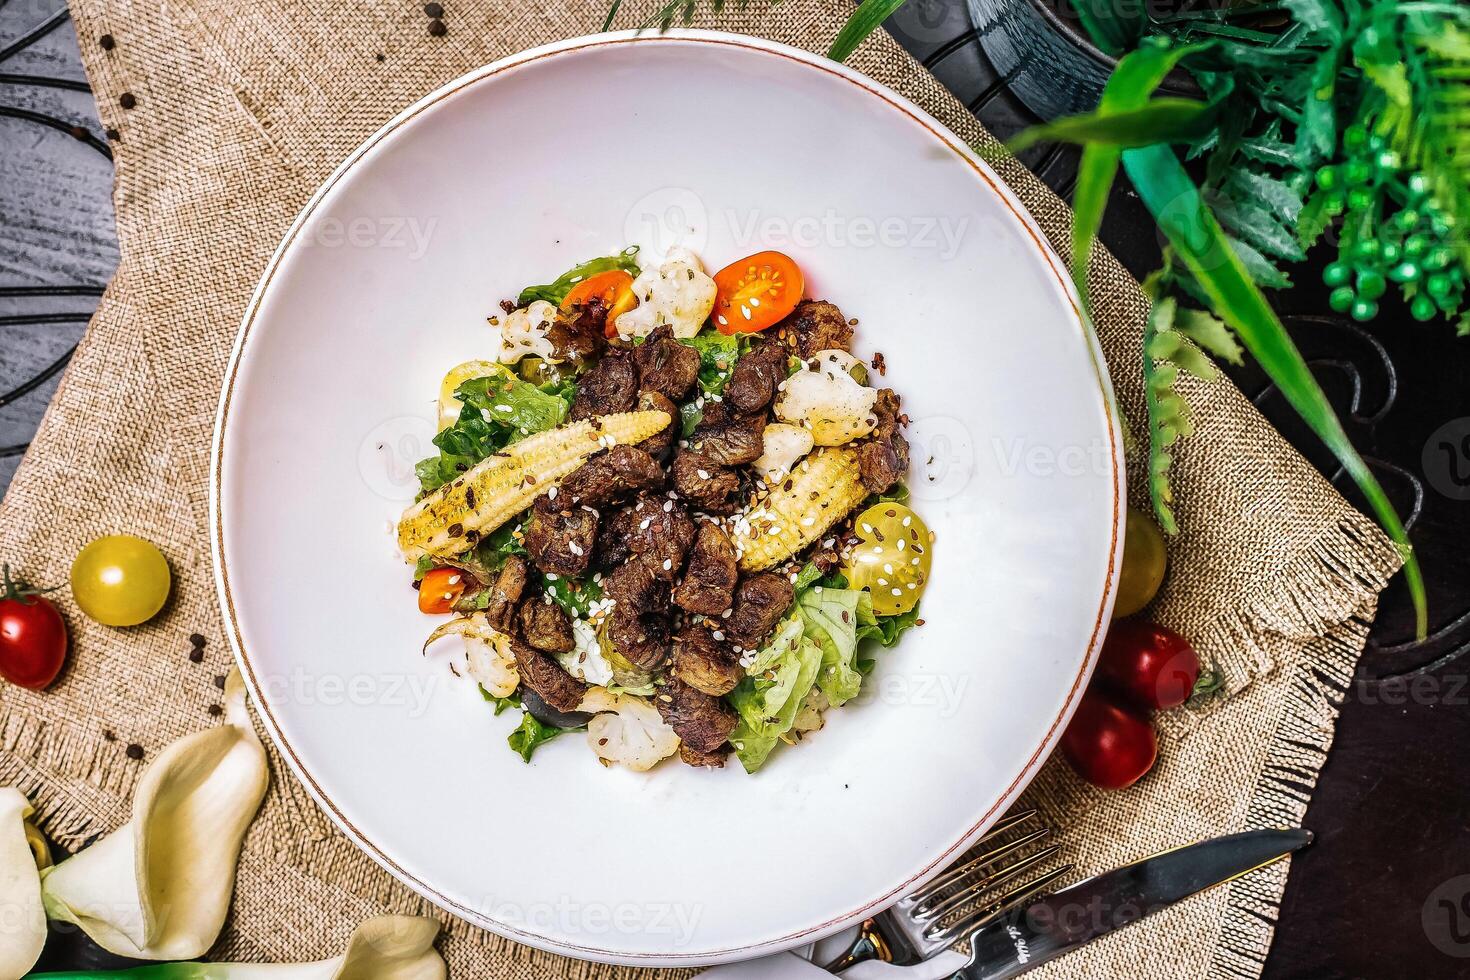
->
[1122,142,1426,635]
[1175,307,1245,364]
[828,0,908,62]
[1070,0,1148,56]
[1225,170,1305,225]
[1017,39,1211,308]
[1297,49,1339,160]
[1006,99,1218,152]
[1167,336,1221,381]
[1208,197,1306,262]
[1282,0,1343,40]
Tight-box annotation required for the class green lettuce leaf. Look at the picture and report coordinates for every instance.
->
[727,614,822,773]
[680,329,751,395]
[538,574,604,619]
[454,373,570,438]
[517,248,641,306]
[855,592,921,650]
[416,374,572,494]
[479,685,520,716]
[795,587,864,707]
[507,710,583,763]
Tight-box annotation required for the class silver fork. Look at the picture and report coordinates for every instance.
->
[820,810,1073,973]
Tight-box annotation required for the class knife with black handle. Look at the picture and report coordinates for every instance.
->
[949,828,1313,979]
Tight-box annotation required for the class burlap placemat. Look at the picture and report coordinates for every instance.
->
[0,1,1402,976]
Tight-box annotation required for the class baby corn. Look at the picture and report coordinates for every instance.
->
[398,410,670,561]
[732,446,867,571]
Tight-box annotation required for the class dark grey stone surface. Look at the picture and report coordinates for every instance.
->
[0,0,117,494]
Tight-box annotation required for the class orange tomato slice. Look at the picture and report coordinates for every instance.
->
[418,567,468,614]
[711,251,804,334]
[561,269,637,338]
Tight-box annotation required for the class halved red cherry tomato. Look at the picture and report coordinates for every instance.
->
[561,270,637,338]
[1097,619,1201,711]
[1061,689,1157,790]
[711,251,804,334]
[0,564,67,690]
[418,567,467,614]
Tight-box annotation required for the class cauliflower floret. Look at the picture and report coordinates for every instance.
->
[792,688,831,734]
[577,688,681,771]
[753,422,816,479]
[496,299,560,364]
[614,247,717,341]
[556,618,614,687]
[424,613,519,698]
[774,349,879,446]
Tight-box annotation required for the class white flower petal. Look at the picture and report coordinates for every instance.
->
[39,669,268,960]
[0,788,46,980]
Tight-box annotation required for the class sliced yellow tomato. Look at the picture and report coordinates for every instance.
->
[843,502,933,616]
[1113,506,1167,618]
[437,360,505,431]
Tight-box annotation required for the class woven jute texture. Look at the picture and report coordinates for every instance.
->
[0,1,1403,976]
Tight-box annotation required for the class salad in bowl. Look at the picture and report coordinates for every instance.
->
[400,247,933,773]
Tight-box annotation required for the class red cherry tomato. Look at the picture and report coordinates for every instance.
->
[417,567,467,614]
[711,251,804,334]
[561,270,637,338]
[1061,689,1157,790]
[1097,619,1200,710]
[0,564,68,690]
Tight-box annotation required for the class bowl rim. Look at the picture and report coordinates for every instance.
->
[209,27,1125,966]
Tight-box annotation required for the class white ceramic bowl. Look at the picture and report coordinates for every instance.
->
[212,30,1123,967]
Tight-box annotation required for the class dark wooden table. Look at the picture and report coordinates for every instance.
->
[3,1,1468,976]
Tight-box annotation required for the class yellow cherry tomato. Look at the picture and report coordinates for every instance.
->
[843,503,933,616]
[437,360,505,431]
[1113,506,1167,618]
[70,535,172,627]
